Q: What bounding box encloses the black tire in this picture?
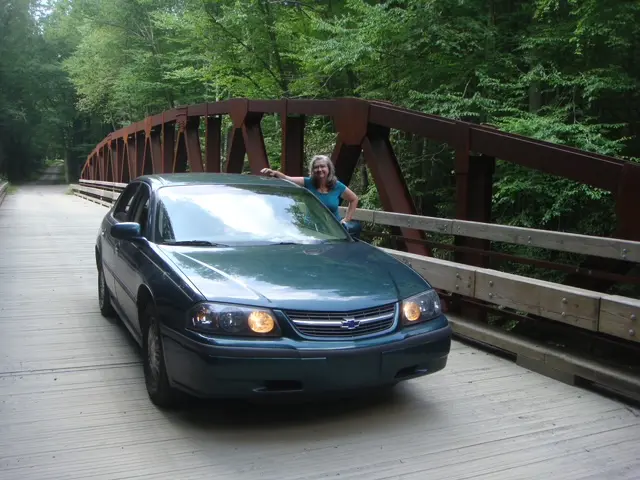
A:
[98,264,116,317]
[141,303,182,409]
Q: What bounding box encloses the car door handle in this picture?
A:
[115,242,120,253]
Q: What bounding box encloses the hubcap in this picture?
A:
[147,321,161,384]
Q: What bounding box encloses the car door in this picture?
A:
[101,182,141,296]
[113,183,151,337]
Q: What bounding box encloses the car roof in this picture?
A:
[134,172,301,191]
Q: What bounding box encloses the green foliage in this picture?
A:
[1,0,639,292]
[0,0,57,179]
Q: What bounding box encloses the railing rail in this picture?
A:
[338,207,640,264]
[79,179,127,189]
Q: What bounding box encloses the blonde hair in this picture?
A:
[308,155,337,189]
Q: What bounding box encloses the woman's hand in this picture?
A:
[259,169,306,187]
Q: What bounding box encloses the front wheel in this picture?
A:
[98,265,115,317]
[142,304,182,409]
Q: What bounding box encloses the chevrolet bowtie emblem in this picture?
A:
[341,318,360,330]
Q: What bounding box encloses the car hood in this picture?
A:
[159,241,429,311]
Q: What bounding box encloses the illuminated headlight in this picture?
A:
[187,303,280,337]
[401,290,442,326]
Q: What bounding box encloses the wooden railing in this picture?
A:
[339,207,640,264]
[70,179,640,402]
[70,180,125,206]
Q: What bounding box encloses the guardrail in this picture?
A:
[79,179,127,189]
[71,181,124,207]
[70,180,640,402]
[0,182,8,207]
[339,207,640,264]
[380,248,639,340]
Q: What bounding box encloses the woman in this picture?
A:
[260,155,358,224]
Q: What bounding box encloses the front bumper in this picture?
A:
[161,319,452,398]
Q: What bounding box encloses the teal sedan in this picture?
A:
[95,173,452,408]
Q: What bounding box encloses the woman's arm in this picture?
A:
[260,168,305,186]
[341,187,359,223]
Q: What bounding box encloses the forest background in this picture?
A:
[1,0,639,285]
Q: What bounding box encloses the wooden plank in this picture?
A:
[72,184,120,201]
[374,210,451,234]
[339,206,640,262]
[599,295,640,343]
[79,179,127,190]
[475,269,600,331]
[448,313,640,404]
[349,207,376,224]
[452,218,638,263]
[73,191,112,208]
[537,282,601,331]
[380,248,475,297]
[75,186,112,200]
[383,249,601,332]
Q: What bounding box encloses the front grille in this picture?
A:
[284,303,397,338]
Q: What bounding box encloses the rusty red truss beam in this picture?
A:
[205,116,222,173]
[278,99,335,117]
[82,96,632,195]
[369,102,459,145]
[469,127,624,192]
[84,99,337,163]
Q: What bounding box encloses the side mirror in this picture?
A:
[111,222,142,241]
[343,220,362,239]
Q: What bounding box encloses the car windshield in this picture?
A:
[154,183,350,246]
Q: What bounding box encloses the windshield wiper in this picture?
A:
[163,240,230,247]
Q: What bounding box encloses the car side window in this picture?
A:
[112,183,140,222]
[131,186,151,238]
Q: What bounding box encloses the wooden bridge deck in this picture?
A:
[1,185,639,480]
